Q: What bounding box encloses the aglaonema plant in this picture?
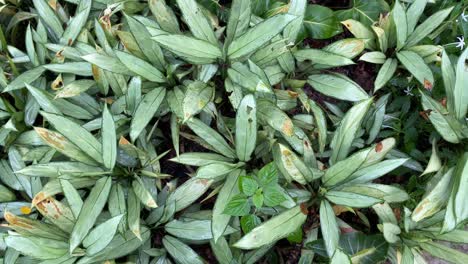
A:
[343,0,454,92]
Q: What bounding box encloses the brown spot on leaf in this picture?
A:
[281,120,294,136]
[119,136,131,145]
[375,142,383,152]
[419,110,432,120]
[32,192,46,206]
[34,127,66,150]
[300,203,309,215]
[440,97,447,108]
[423,79,433,90]
[20,206,31,215]
[287,90,299,98]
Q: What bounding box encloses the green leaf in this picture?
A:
[60,179,83,218]
[240,176,258,196]
[83,215,123,255]
[233,205,307,249]
[125,14,166,70]
[17,161,104,178]
[406,0,427,34]
[241,214,261,234]
[307,73,369,102]
[320,200,339,257]
[331,249,351,264]
[130,87,166,142]
[101,105,117,170]
[168,178,213,212]
[40,112,103,164]
[257,162,278,186]
[212,169,242,242]
[183,81,214,121]
[170,152,233,166]
[163,236,204,264]
[166,219,235,241]
[322,39,365,59]
[77,227,150,264]
[235,94,257,161]
[148,0,180,34]
[453,48,468,120]
[405,7,454,47]
[397,51,434,88]
[263,185,287,207]
[227,14,295,61]
[273,143,312,184]
[60,8,89,46]
[127,188,141,240]
[81,53,128,74]
[223,194,250,216]
[412,167,453,222]
[5,236,67,260]
[152,34,222,64]
[32,0,63,38]
[330,98,373,164]
[374,58,398,92]
[225,0,251,46]
[115,50,166,83]
[382,222,400,243]
[304,4,342,39]
[295,49,355,67]
[55,80,96,99]
[186,118,236,158]
[393,0,407,50]
[360,52,386,64]
[252,191,263,208]
[69,176,112,253]
[326,191,382,208]
[44,62,93,76]
[176,0,218,44]
[420,241,468,264]
[132,176,158,208]
[3,67,45,92]
[336,0,389,26]
[420,91,464,144]
[341,19,376,49]
[341,183,409,203]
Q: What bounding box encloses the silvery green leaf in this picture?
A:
[453,48,468,120]
[130,87,166,142]
[163,236,204,264]
[235,94,257,161]
[101,105,117,170]
[76,227,150,264]
[212,169,242,242]
[374,58,397,92]
[233,205,307,249]
[176,0,218,45]
[40,112,103,164]
[153,35,222,64]
[83,214,123,255]
[44,62,93,76]
[359,52,386,64]
[168,178,213,212]
[393,0,407,50]
[420,91,464,144]
[325,191,382,208]
[225,0,251,46]
[227,14,295,61]
[405,7,454,47]
[115,50,166,83]
[3,67,45,92]
[307,73,369,102]
[69,176,112,253]
[32,0,63,39]
[320,200,339,257]
[397,51,434,89]
[82,53,128,74]
[186,118,236,159]
[148,0,180,34]
[330,98,373,164]
[183,81,214,122]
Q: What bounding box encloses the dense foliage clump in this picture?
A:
[0,0,467,263]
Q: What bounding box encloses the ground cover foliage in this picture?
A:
[0,0,467,263]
